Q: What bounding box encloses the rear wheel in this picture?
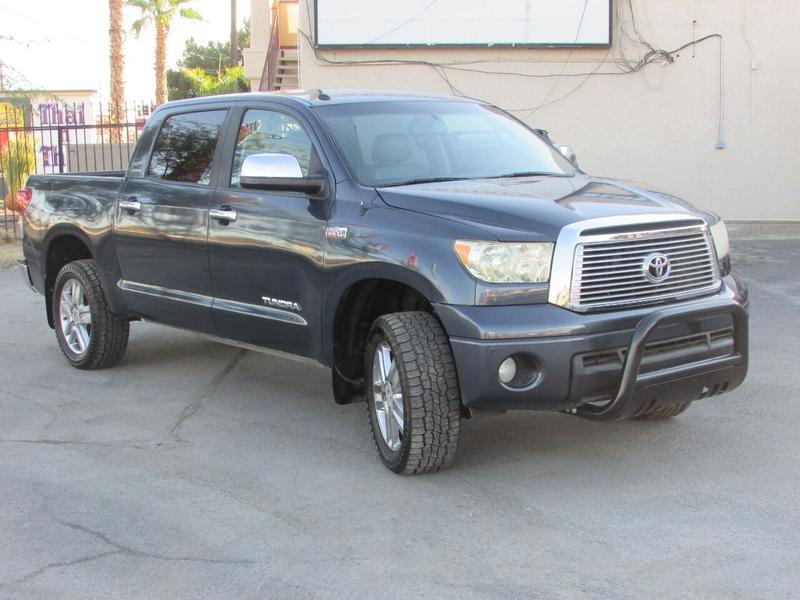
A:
[365,312,461,474]
[53,259,129,369]
[633,401,692,421]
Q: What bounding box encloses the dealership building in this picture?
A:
[244,0,799,221]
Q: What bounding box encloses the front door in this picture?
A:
[207,105,330,358]
[114,108,228,332]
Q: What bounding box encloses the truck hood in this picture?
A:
[376,174,702,241]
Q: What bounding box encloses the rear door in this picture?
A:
[207,103,332,358]
[114,108,229,332]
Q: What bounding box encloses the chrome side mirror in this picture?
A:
[555,144,577,165]
[240,153,326,196]
[242,153,304,178]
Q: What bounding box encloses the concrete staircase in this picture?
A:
[272,48,298,91]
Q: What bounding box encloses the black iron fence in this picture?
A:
[1,100,153,241]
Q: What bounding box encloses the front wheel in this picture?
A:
[53,259,129,369]
[365,312,461,474]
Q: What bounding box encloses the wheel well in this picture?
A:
[331,279,434,404]
[44,235,93,327]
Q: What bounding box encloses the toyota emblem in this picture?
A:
[643,252,671,283]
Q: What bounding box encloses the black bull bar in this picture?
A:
[575,298,749,421]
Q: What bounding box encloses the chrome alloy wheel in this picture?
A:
[59,279,92,355]
[372,341,404,451]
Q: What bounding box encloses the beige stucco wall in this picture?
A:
[243,0,270,90]
[284,0,798,221]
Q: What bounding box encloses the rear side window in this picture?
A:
[148,110,227,184]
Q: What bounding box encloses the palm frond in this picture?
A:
[130,16,151,36]
[126,0,152,11]
[179,7,203,21]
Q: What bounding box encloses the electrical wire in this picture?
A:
[297,1,723,113]
[510,47,612,117]
[364,0,443,45]
[525,0,590,116]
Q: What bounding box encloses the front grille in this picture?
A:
[571,225,720,310]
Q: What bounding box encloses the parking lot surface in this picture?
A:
[1,225,799,599]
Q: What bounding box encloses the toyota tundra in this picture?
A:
[17,91,748,474]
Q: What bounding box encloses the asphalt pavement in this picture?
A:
[0,225,798,599]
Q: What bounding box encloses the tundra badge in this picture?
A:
[262,296,303,312]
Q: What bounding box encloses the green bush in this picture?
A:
[168,66,250,101]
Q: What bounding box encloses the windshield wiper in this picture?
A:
[483,171,569,179]
[379,177,468,187]
[379,172,572,187]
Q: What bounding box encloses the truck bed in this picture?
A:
[27,171,126,190]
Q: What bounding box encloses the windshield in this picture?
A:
[313,100,577,187]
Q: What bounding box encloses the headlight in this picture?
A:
[454,241,553,283]
[709,218,729,259]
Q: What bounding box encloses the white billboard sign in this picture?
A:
[315,0,612,47]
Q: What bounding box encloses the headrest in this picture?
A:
[372,133,414,164]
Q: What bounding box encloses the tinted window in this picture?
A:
[314,101,576,187]
[148,110,226,184]
[230,109,317,187]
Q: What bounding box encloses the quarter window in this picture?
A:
[230,109,317,187]
[148,110,227,185]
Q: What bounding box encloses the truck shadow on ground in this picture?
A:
[115,324,711,476]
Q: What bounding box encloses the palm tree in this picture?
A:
[229,0,237,67]
[109,0,126,140]
[128,0,203,105]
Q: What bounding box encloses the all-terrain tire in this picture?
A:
[52,259,129,369]
[633,401,692,421]
[365,312,461,475]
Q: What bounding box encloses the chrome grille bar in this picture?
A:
[578,251,711,269]
[578,268,707,281]
[572,226,719,310]
[582,243,709,259]
[580,269,715,292]
[547,215,721,312]
[579,275,716,297]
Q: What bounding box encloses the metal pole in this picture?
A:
[715,36,726,150]
[230,0,238,66]
[57,126,65,174]
[99,102,107,170]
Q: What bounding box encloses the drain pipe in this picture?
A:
[715,35,726,150]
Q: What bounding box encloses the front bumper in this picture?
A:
[435,275,749,419]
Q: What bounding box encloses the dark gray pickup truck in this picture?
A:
[17,91,748,474]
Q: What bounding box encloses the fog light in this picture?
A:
[498,357,517,384]
[497,354,541,389]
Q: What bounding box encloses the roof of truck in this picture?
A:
[162,89,481,109]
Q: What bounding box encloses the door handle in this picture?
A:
[209,207,237,223]
[119,198,142,214]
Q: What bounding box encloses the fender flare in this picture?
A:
[41,225,128,326]
[321,261,446,364]
[42,225,96,263]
